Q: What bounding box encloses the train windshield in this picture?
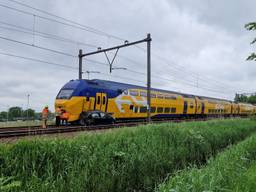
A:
[57,89,74,99]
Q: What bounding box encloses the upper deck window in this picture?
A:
[151,93,156,98]
[157,94,164,99]
[140,91,147,97]
[165,95,177,100]
[130,90,139,96]
[57,89,74,99]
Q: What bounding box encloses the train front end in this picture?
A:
[55,80,88,122]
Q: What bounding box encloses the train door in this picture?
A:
[101,93,107,112]
[183,101,188,114]
[202,102,205,114]
[95,93,108,112]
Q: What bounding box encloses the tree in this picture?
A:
[245,22,256,61]
[22,109,35,120]
[247,95,256,104]
[0,112,8,122]
[8,107,23,120]
[234,94,248,103]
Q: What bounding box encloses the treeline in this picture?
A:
[0,106,54,122]
[234,94,256,104]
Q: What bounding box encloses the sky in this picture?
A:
[0,0,256,112]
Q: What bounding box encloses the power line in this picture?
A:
[0,35,77,57]
[0,21,98,48]
[0,51,77,69]
[1,1,252,95]
[84,58,235,95]
[0,50,145,85]
[6,0,126,41]
[0,2,124,41]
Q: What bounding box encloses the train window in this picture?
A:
[157,94,164,99]
[102,96,106,105]
[157,107,163,113]
[140,91,147,97]
[164,108,170,113]
[171,108,176,113]
[151,93,156,98]
[97,96,101,105]
[190,103,194,109]
[151,107,156,113]
[57,89,74,99]
[140,106,147,113]
[134,106,138,113]
[130,105,134,110]
[130,90,139,96]
[165,95,177,100]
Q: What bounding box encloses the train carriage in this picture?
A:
[55,79,255,124]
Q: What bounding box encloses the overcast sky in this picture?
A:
[0,0,256,112]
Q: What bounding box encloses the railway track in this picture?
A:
[0,117,240,139]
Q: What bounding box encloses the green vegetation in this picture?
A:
[234,93,256,104]
[0,119,256,191]
[0,177,21,191]
[157,133,256,192]
[0,106,55,123]
[245,22,256,61]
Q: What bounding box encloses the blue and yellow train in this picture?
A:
[55,79,256,124]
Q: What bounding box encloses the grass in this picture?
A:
[0,118,256,191]
[157,133,256,192]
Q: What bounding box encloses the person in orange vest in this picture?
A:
[42,106,49,128]
[60,109,69,126]
[55,106,62,127]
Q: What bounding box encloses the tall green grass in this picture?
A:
[157,133,256,192]
[0,119,256,191]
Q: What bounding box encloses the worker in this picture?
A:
[55,106,62,127]
[42,106,49,128]
[61,110,69,125]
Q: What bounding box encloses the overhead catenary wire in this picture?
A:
[0,35,77,58]
[85,59,237,95]
[6,0,126,41]
[0,20,236,93]
[0,24,245,95]
[0,21,98,48]
[0,51,78,69]
[0,3,125,41]
[1,1,251,96]
[0,51,147,84]
[0,2,244,92]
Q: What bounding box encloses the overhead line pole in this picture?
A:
[78,34,152,122]
[147,34,151,123]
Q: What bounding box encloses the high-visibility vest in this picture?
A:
[42,108,49,119]
[62,112,69,119]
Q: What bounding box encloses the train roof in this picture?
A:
[83,79,233,103]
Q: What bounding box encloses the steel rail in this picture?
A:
[0,117,243,139]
